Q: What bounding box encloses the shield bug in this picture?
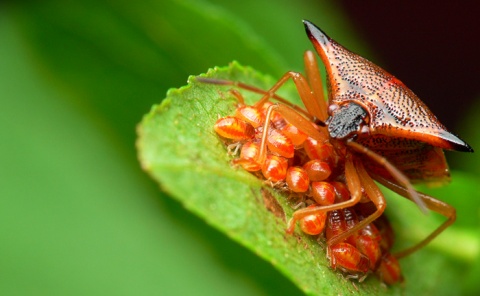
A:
[199,20,472,261]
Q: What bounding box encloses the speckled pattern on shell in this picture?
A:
[304,21,471,152]
[327,41,445,136]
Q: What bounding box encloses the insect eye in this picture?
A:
[328,104,339,116]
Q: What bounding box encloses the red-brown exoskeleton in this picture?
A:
[201,20,472,267]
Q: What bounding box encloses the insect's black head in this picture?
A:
[327,103,368,139]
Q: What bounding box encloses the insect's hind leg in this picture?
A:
[346,141,427,214]
[373,174,456,259]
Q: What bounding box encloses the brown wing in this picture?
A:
[303,20,472,153]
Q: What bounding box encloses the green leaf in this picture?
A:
[137,62,475,295]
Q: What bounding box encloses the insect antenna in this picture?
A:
[196,76,322,124]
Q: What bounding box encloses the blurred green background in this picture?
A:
[1,0,479,295]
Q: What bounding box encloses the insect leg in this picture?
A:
[286,154,362,233]
[247,70,326,123]
[327,158,386,246]
[195,77,313,119]
[199,51,328,122]
[256,103,326,167]
[372,174,456,259]
[229,89,245,105]
[346,141,427,214]
[303,50,328,121]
